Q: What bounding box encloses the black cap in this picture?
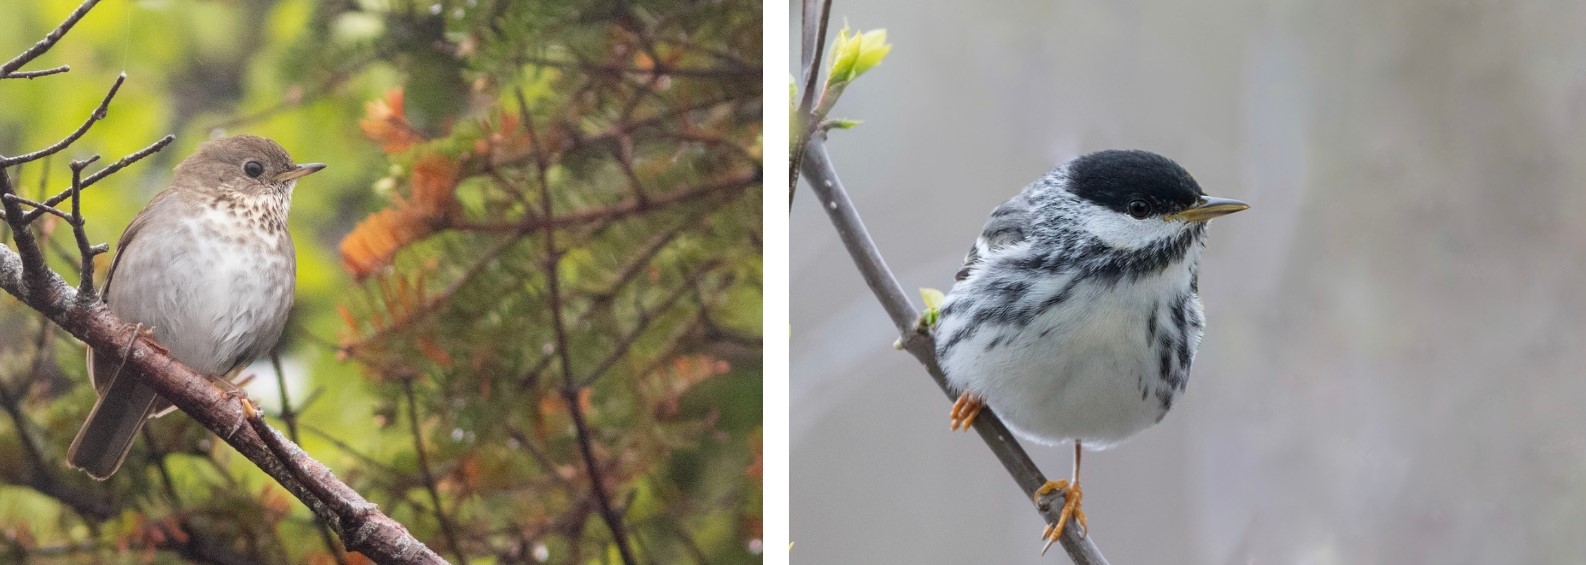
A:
[1065,150,1202,215]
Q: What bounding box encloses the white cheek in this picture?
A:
[1080,206,1183,250]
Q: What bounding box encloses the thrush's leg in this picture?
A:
[1038,442,1089,554]
[949,391,984,431]
[213,367,256,417]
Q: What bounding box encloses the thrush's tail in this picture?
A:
[67,347,157,480]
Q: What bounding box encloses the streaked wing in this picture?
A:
[955,188,1035,281]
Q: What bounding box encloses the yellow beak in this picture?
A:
[1164,196,1249,222]
[273,162,326,182]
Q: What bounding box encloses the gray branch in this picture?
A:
[800,135,1109,565]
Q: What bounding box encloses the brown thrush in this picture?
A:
[66,135,323,479]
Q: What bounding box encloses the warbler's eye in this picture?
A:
[1127,200,1151,219]
[244,161,265,178]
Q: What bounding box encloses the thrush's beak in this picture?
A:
[273,162,326,182]
[1165,196,1249,223]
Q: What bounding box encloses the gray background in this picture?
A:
[790,0,1586,563]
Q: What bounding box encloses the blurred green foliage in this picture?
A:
[0,1,761,563]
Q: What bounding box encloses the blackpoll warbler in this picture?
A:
[934,149,1247,550]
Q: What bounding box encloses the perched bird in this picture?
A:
[934,149,1246,549]
[67,135,323,479]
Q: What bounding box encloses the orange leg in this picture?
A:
[1037,442,1089,554]
[948,392,984,431]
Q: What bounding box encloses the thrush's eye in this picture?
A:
[1127,200,1151,219]
[244,161,265,178]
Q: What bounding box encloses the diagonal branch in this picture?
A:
[799,136,1110,565]
[0,72,124,167]
[0,0,98,78]
[19,134,175,225]
[577,262,723,389]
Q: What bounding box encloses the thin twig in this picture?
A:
[68,157,105,298]
[141,426,185,507]
[800,136,1110,565]
[577,263,722,389]
[20,134,175,224]
[518,87,639,565]
[510,205,721,391]
[1,193,71,222]
[404,378,470,565]
[0,72,124,167]
[1,65,70,79]
[273,353,350,565]
[338,233,528,357]
[0,0,98,77]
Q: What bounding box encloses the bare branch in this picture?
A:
[0,0,98,78]
[1,65,70,80]
[800,136,1111,565]
[242,401,447,563]
[68,157,105,298]
[0,72,124,167]
[20,134,175,225]
[1,193,72,222]
[404,378,471,565]
[0,167,55,298]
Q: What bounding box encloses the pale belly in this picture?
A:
[107,216,294,377]
[939,281,1196,449]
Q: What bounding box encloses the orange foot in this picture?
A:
[948,392,984,431]
[1035,479,1088,554]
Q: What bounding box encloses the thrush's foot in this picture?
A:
[214,376,252,410]
[1035,479,1087,554]
[948,392,984,431]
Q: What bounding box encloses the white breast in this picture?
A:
[938,254,1201,449]
[107,197,294,376]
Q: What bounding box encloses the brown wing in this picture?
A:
[101,188,181,302]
